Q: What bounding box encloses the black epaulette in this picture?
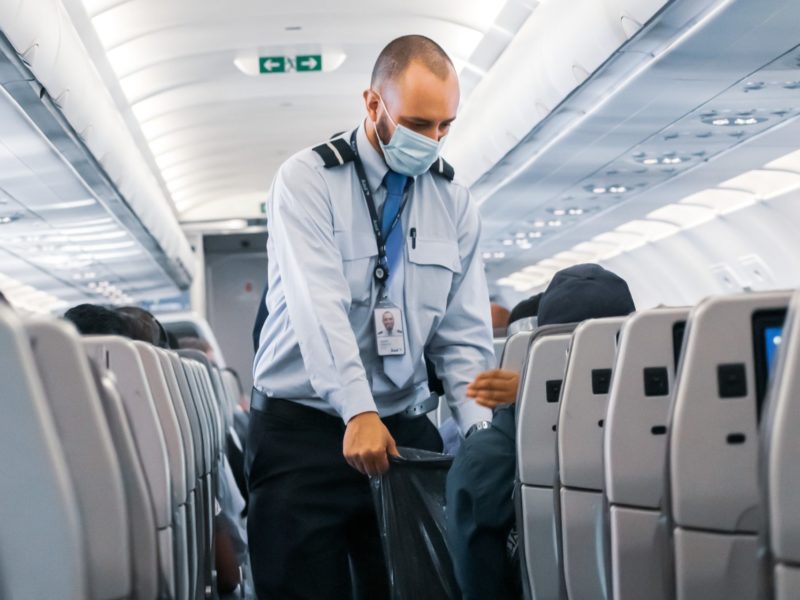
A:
[429,156,455,182]
[312,136,355,167]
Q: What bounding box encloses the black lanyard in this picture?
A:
[349,129,409,286]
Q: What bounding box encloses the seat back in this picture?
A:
[92,369,159,600]
[557,316,627,600]
[136,342,187,509]
[26,318,131,600]
[82,336,175,599]
[668,291,790,600]
[762,290,800,600]
[500,330,534,371]
[180,349,225,458]
[603,308,689,600]
[515,324,575,600]
[0,306,86,600]
[135,342,190,600]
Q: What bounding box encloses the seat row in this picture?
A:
[503,289,800,600]
[0,305,244,600]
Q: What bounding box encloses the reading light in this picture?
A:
[528,231,542,239]
[608,185,627,194]
[592,186,607,194]
[502,239,514,246]
[547,219,562,228]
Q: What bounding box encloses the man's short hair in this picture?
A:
[371,35,454,87]
[64,304,133,337]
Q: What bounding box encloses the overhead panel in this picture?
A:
[469,0,800,292]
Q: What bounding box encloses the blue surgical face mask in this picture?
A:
[374,94,445,177]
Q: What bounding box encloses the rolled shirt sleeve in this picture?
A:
[427,186,495,434]
[267,156,377,423]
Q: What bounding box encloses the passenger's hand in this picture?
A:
[343,411,399,476]
[466,369,520,408]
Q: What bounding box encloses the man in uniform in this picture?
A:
[247,35,494,599]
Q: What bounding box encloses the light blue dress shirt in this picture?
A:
[253,122,494,433]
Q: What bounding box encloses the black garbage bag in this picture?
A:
[371,447,460,600]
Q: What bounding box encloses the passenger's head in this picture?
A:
[491,303,511,333]
[507,293,543,335]
[64,304,133,336]
[178,335,215,362]
[537,264,635,326]
[365,35,459,167]
[116,306,168,347]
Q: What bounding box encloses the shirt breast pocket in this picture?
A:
[407,237,462,317]
[335,231,377,305]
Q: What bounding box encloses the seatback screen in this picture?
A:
[752,309,787,419]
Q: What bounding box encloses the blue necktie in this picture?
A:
[381,170,408,282]
[380,170,414,387]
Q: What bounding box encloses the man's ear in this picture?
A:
[363,88,380,122]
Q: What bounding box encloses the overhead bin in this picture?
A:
[446,0,669,187]
[0,0,194,302]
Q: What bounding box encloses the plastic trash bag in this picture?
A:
[371,447,460,600]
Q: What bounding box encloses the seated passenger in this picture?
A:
[63,303,134,336]
[446,264,635,600]
[177,335,217,363]
[116,306,169,348]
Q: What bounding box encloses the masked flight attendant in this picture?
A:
[247,35,494,599]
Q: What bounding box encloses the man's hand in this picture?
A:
[343,412,400,476]
[466,369,520,409]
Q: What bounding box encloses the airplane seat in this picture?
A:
[602,307,689,600]
[159,349,202,600]
[82,336,176,600]
[760,291,800,600]
[515,324,576,600]
[25,318,132,600]
[0,306,87,600]
[136,342,191,600]
[667,291,790,600]
[499,330,535,372]
[92,366,160,599]
[556,316,628,600]
[169,353,212,600]
[179,357,218,598]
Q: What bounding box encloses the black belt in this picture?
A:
[250,388,438,422]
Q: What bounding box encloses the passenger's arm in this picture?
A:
[427,188,495,435]
[269,157,396,474]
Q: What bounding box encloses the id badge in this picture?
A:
[374,300,406,356]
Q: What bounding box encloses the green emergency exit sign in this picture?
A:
[258,54,322,73]
[259,56,286,73]
[296,54,322,72]
[260,202,267,214]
